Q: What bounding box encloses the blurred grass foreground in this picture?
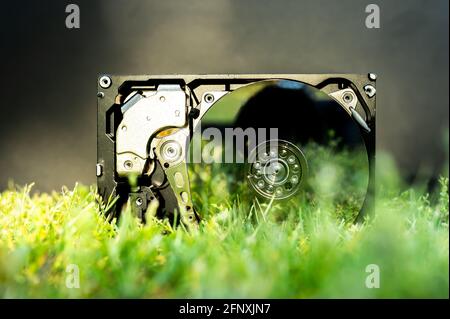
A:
[0,153,448,298]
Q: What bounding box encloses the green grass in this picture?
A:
[0,152,448,298]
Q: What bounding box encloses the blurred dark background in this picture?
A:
[0,0,448,191]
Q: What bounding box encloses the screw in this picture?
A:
[364,85,376,98]
[99,75,112,89]
[162,141,181,161]
[343,92,354,104]
[97,92,104,98]
[204,93,215,103]
[368,73,377,81]
[288,155,296,164]
[124,160,133,169]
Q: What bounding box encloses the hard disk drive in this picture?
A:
[97,74,376,229]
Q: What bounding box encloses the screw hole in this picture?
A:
[204,94,215,103]
[163,162,169,168]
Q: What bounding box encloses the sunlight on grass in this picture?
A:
[0,153,448,298]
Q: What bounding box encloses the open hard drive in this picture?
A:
[97,75,376,229]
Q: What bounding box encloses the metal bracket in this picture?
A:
[192,91,229,129]
[115,85,187,176]
[151,128,198,228]
[329,88,371,133]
